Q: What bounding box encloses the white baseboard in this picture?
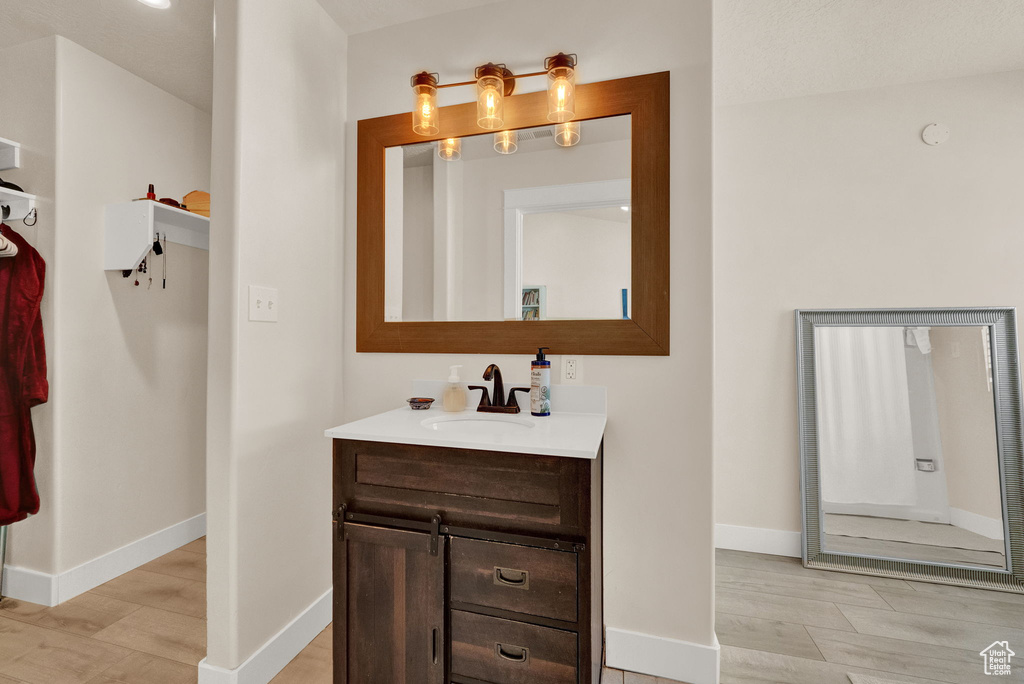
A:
[950,507,1005,541]
[198,588,332,684]
[715,523,801,558]
[1,564,57,606]
[606,627,720,684]
[2,513,206,607]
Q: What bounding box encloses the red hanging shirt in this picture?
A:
[0,224,47,526]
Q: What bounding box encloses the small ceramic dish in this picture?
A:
[407,397,435,410]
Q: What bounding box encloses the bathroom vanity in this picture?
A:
[325,385,606,684]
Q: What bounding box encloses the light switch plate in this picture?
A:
[249,285,278,322]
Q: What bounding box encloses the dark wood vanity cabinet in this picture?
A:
[332,438,603,684]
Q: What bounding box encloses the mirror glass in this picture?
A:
[383,115,631,322]
[814,325,1006,569]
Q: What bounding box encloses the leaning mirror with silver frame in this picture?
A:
[796,308,1024,592]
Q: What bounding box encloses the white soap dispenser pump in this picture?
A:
[442,364,467,412]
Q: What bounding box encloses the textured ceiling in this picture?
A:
[0,0,213,112]
[315,0,501,35]
[715,0,1024,106]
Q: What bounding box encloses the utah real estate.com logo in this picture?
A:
[981,641,1014,676]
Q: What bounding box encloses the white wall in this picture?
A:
[460,138,630,320]
[522,212,630,320]
[715,70,1024,539]
[344,0,715,680]
[402,165,434,320]
[930,327,1002,523]
[206,0,345,672]
[53,37,209,572]
[2,37,209,583]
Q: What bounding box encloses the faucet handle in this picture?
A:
[507,387,531,411]
[467,385,491,407]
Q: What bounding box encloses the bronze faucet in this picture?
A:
[468,364,530,414]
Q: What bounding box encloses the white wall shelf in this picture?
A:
[0,186,37,221]
[105,200,209,271]
[0,137,21,171]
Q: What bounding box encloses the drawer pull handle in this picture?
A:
[494,566,530,590]
[495,642,530,664]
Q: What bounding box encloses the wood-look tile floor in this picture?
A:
[5,543,1014,683]
[715,548,1024,684]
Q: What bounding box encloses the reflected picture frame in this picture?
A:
[795,307,1024,593]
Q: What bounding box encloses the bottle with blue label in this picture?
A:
[531,347,551,416]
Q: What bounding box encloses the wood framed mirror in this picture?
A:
[357,71,669,354]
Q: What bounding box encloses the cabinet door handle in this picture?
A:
[430,627,439,665]
[495,642,530,664]
[494,566,530,590]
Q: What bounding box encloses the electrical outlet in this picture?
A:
[249,285,279,322]
[564,357,578,382]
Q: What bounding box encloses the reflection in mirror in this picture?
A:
[814,325,1005,569]
[384,115,631,322]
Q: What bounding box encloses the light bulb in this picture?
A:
[477,79,503,129]
[554,121,580,147]
[545,54,577,123]
[438,138,461,161]
[476,64,505,130]
[411,73,439,136]
[494,130,518,155]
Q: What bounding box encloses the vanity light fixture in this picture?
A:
[437,137,462,161]
[137,0,171,7]
[545,53,577,122]
[494,130,518,155]
[554,121,580,147]
[476,63,512,130]
[411,72,439,136]
[410,53,577,136]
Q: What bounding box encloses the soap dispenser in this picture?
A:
[443,365,467,412]
[531,348,551,416]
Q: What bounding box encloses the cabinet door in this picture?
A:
[335,523,445,683]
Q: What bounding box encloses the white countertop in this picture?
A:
[324,383,606,460]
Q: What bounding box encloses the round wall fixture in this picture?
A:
[922,123,950,146]
[137,0,171,8]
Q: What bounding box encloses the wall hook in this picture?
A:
[23,208,37,227]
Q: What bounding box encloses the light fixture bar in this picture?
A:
[433,71,547,89]
[409,53,578,136]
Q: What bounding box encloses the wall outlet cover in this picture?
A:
[563,357,579,383]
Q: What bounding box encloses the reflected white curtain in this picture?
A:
[817,327,917,505]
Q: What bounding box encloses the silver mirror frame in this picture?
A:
[796,307,1024,592]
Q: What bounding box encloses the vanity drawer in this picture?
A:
[451,610,578,684]
[451,537,578,622]
[336,439,589,536]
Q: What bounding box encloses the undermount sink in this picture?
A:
[421,413,536,435]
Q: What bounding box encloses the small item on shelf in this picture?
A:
[158,198,181,208]
[183,190,210,217]
[134,183,157,202]
[406,397,435,410]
